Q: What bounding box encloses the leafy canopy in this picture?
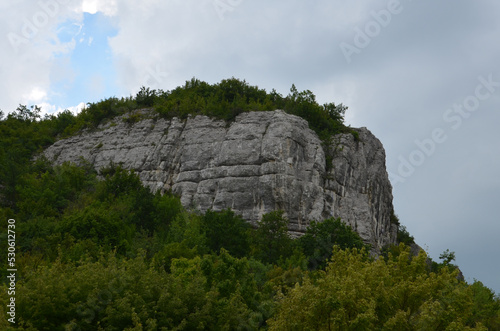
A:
[269,244,495,331]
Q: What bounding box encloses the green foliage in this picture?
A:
[9,104,41,122]
[166,212,207,250]
[152,77,274,121]
[152,191,183,232]
[390,210,400,226]
[269,244,492,330]
[252,210,294,265]
[0,249,274,330]
[0,107,80,207]
[76,77,354,148]
[283,84,349,142]
[135,86,157,107]
[469,280,500,329]
[78,97,137,129]
[17,160,96,220]
[58,202,135,254]
[6,163,185,265]
[397,224,415,245]
[299,217,368,269]
[200,209,251,258]
[122,111,144,125]
[439,248,456,266]
[96,164,175,235]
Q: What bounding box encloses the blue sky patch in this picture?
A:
[51,12,119,110]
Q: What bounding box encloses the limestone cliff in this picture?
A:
[44,110,397,250]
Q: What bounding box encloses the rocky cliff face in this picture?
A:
[44,110,397,250]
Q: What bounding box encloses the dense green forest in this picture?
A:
[1,79,499,330]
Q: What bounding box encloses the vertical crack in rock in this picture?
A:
[43,110,397,251]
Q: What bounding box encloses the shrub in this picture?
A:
[299,217,367,269]
[200,209,251,258]
[252,211,293,265]
[397,225,415,245]
[269,244,492,330]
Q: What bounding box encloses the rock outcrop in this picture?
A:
[44,110,397,250]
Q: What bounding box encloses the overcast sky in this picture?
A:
[2,0,499,293]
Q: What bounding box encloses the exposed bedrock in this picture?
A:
[44,110,397,251]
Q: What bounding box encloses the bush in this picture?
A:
[269,244,492,330]
[397,225,415,245]
[252,211,293,265]
[200,209,251,258]
[135,86,157,107]
[299,217,367,269]
[97,164,157,233]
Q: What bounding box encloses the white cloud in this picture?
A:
[36,101,86,117]
[38,102,57,115]
[82,0,117,16]
[65,101,86,115]
[22,87,48,105]
[0,0,85,112]
[81,0,98,14]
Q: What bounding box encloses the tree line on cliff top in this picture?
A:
[1,77,353,139]
[0,79,499,329]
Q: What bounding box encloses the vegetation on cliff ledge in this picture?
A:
[79,77,354,142]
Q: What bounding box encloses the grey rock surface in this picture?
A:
[44,110,397,250]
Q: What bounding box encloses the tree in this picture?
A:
[136,86,157,107]
[200,209,251,258]
[252,211,293,264]
[323,102,347,123]
[298,217,367,269]
[439,249,456,266]
[269,244,491,330]
[397,224,415,245]
[469,280,500,329]
[97,164,157,233]
[10,104,41,122]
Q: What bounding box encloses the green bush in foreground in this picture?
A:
[269,244,496,331]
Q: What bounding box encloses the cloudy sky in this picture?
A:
[2,0,499,293]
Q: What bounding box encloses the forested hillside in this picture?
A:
[1,79,499,330]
